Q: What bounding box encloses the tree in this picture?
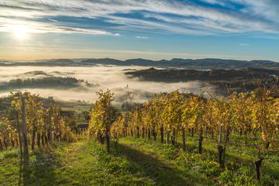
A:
[88,90,117,152]
[252,89,278,181]
[11,92,29,165]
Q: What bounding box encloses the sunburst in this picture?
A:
[11,24,30,40]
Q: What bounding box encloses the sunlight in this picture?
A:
[11,24,30,40]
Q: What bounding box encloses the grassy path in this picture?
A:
[0,137,278,185]
[0,139,206,186]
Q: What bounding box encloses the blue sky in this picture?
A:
[0,0,278,61]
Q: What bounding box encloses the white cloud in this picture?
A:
[0,17,117,36]
[0,0,278,36]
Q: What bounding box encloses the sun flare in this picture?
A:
[11,25,30,40]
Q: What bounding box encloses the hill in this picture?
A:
[1,58,279,69]
[0,77,94,91]
[126,68,279,94]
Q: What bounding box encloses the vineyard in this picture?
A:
[0,89,279,185]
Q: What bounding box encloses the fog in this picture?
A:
[0,66,217,104]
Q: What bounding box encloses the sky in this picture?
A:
[0,0,279,61]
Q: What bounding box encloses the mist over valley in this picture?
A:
[0,64,217,104]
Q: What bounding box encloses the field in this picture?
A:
[1,135,278,186]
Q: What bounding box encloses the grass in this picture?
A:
[57,100,91,112]
[0,137,278,186]
[0,140,154,186]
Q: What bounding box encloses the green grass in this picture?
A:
[0,137,278,186]
[0,140,155,186]
[57,100,91,112]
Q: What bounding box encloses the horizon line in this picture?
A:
[1,57,278,63]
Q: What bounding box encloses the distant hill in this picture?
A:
[0,58,278,69]
[82,58,279,69]
[126,67,279,95]
[0,76,95,91]
[126,67,279,82]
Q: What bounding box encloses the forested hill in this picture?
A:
[126,68,279,94]
[126,68,279,82]
[0,77,95,91]
[1,58,279,69]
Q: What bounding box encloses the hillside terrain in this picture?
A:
[1,137,278,186]
[0,67,278,186]
[0,77,94,91]
[1,58,279,69]
[126,68,279,94]
[0,89,278,186]
[1,0,279,185]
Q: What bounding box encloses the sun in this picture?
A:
[11,25,30,40]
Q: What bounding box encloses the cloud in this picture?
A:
[0,17,117,36]
[0,65,217,103]
[136,36,149,39]
[0,0,279,36]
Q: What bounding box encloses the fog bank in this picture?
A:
[0,66,217,103]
